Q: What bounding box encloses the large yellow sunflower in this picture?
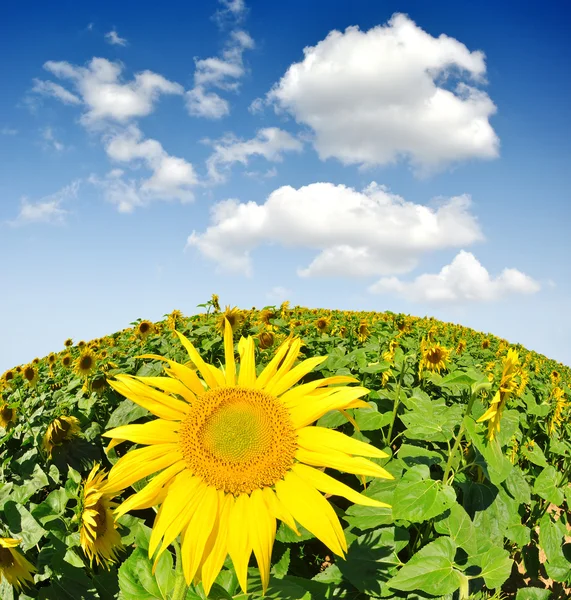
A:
[80,465,124,567]
[0,537,36,591]
[102,320,392,595]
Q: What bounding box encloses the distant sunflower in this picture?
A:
[64,338,74,348]
[91,376,108,394]
[44,415,81,457]
[419,342,450,375]
[217,306,243,335]
[80,465,124,567]
[477,349,520,441]
[357,321,370,342]
[23,364,39,387]
[78,341,86,348]
[102,320,392,596]
[260,309,276,326]
[211,294,221,312]
[47,352,57,365]
[258,331,275,350]
[455,339,467,354]
[32,357,40,365]
[137,320,155,340]
[0,404,16,429]
[61,354,72,368]
[315,316,330,334]
[2,370,14,384]
[482,339,491,350]
[548,387,567,435]
[0,537,36,591]
[75,349,97,378]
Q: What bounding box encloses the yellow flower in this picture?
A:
[64,338,74,347]
[257,331,275,350]
[137,320,155,340]
[75,349,97,378]
[0,538,36,591]
[477,349,520,441]
[22,364,39,388]
[44,416,81,457]
[211,294,221,312]
[217,306,243,335]
[0,404,16,429]
[61,354,72,368]
[419,341,450,375]
[357,321,370,342]
[102,320,392,596]
[80,465,124,567]
[315,316,331,334]
[548,387,567,435]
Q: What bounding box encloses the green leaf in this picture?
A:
[352,406,392,431]
[504,466,531,505]
[496,410,520,447]
[533,466,564,506]
[479,546,513,590]
[118,547,174,600]
[271,548,290,579]
[12,464,49,504]
[464,417,512,484]
[522,443,549,468]
[106,398,150,429]
[398,444,443,468]
[434,502,477,555]
[276,521,314,543]
[400,398,463,443]
[392,465,456,523]
[388,536,463,595]
[539,513,565,564]
[544,555,571,583]
[4,500,46,551]
[515,588,552,600]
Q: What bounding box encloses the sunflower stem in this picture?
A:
[171,540,188,600]
[442,390,477,485]
[385,359,406,446]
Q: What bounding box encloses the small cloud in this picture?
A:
[87,23,94,31]
[8,180,80,226]
[213,0,247,28]
[32,79,82,105]
[248,97,264,114]
[0,127,18,135]
[105,29,128,46]
[368,250,540,302]
[266,286,292,303]
[185,87,229,119]
[42,126,65,152]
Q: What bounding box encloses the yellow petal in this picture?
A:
[289,387,370,429]
[201,492,233,596]
[174,330,224,389]
[293,463,391,508]
[254,337,293,389]
[181,485,219,583]
[297,426,389,459]
[223,319,236,386]
[114,462,185,519]
[265,356,328,397]
[104,444,183,494]
[227,493,252,593]
[103,420,180,446]
[275,470,346,556]
[238,336,257,387]
[261,487,299,536]
[247,489,276,594]
[296,447,393,480]
[163,362,207,396]
[279,376,359,407]
[134,376,196,403]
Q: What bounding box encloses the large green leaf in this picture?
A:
[464,417,512,485]
[515,588,552,600]
[479,546,513,589]
[388,536,463,595]
[4,500,46,551]
[504,466,531,505]
[400,398,463,443]
[106,398,150,429]
[392,465,456,523]
[434,502,477,555]
[118,547,175,600]
[533,466,564,506]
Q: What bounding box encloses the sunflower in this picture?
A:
[357,321,370,342]
[0,538,36,591]
[260,309,276,326]
[137,320,155,340]
[211,294,221,312]
[22,364,39,387]
[482,338,491,350]
[91,376,108,394]
[419,342,450,375]
[0,404,16,429]
[75,349,97,378]
[61,354,72,368]
[47,352,57,365]
[257,331,274,350]
[455,339,467,354]
[102,320,392,595]
[44,415,81,457]
[315,316,330,334]
[477,349,520,441]
[217,306,243,335]
[78,340,86,348]
[548,387,567,435]
[64,338,74,348]
[80,465,124,567]
[2,370,15,386]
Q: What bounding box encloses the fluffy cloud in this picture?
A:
[369,250,540,302]
[264,13,499,174]
[35,58,183,125]
[9,180,80,226]
[213,0,247,28]
[186,29,254,119]
[88,170,145,213]
[205,127,302,183]
[186,182,483,276]
[103,125,197,203]
[105,30,128,46]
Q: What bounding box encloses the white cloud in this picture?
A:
[265,13,499,174]
[369,250,540,302]
[205,127,302,183]
[244,166,278,180]
[186,29,254,119]
[88,170,144,213]
[1,127,18,135]
[266,286,292,303]
[42,126,64,151]
[185,86,229,119]
[9,180,80,226]
[186,181,483,277]
[105,30,128,46]
[37,58,183,125]
[213,0,247,27]
[32,79,82,105]
[101,125,197,205]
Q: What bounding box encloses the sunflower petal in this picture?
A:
[223,319,236,386]
[238,336,257,387]
[293,463,391,508]
[227,493,252,593]
[247,489,276,594]
[296,447,393,479]
[275,470,346,556]
[163,363,207,396]
[261,487,299,535]
[174,330,224,389]
[264,356,328,397]
[102,420,180,446]
[297,426,389,459]
[278,376,359,407]
[134,376,196,404]
[254,337,293,389]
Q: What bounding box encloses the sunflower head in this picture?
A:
[23,364,39,387]
[2,370,14,384]
[0,404,16,429]
[0,537,36,591]
[78,340,86,348]
[75,349,97,378]
[258,331,275,350]
[419,342,450,375]
[61,354,72,368]
[102,318,393,596]
[136,320,155,340]
[80,465,124,567]
[260,309,276,326]
[315,316,331,333]
[211,294,221,312]
[217,306,243,335]
[64,338,74,348]
[357,321,370,342]
[482,338,491,350]
[43,415,81,457]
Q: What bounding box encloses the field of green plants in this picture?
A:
[1,298,570,600]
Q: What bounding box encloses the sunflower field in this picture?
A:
[1,297,570,600]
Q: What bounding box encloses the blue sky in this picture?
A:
[1,0,570,372]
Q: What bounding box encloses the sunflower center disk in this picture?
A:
[180,386,297,495]
[0,547,15,568]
